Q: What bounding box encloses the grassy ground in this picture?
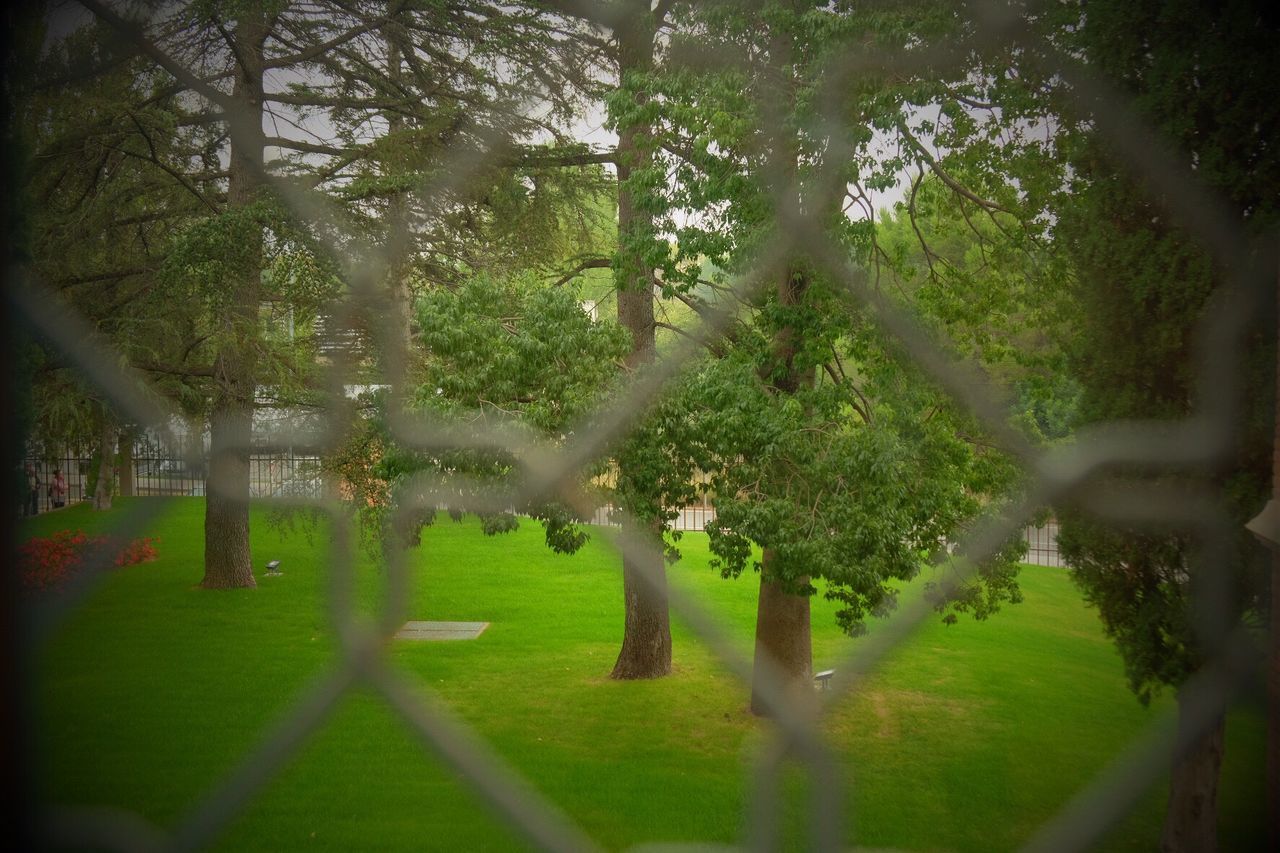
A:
[23,498,1266,851]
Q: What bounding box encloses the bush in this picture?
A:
[112,536,158,567]
[19,530,159,590]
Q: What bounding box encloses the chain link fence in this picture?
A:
[6,1,1272,851]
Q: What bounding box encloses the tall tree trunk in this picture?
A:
[750,559,813,715]
[610,1,671,680]
[204,405,255,588]
[746,10,819,713]
[1159,692,1225,852]
[92,412,116,511]
[201,11,265,589]
[748,262,816,715]
[382,15,415,384]
[116,428,133,497]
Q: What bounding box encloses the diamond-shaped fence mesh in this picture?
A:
[5,1,1273,851]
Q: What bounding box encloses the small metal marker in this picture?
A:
[265,560,282,576]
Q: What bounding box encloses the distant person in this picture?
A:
[50,469,67,509]
[24,464,39,516]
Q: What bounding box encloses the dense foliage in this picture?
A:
[339,274,629,553]
[1050,0,1278,703]
[620,1,1045,642]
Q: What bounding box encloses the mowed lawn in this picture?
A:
[24,498,1266,851]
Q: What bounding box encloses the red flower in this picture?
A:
[18,531,160,590]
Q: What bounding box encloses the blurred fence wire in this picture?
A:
[6,0,1272,851]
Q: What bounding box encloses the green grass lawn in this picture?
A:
[23,499,1266,851]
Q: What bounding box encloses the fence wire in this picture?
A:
[6,1,1272,851]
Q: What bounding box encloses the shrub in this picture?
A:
[112,536,158,567]
[19,530,160,590]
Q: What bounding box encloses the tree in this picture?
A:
[300,0,604,367]
[18,20,209,511]
[604,0,680,679]
[25,2,355,584]
[415,0,693,680]
[39,0,600,587]
[372,272,630,552]
[1044,2,1279,849]
[873,176,1079,445]
[644,0,1034,713]
[35,1,691,671]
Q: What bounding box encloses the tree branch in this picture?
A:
[77,0,233,111]
[264,13,391,70]
[537,1,624,30]
[209,10,253,83]
[896,118,1014,214]
[106,141,222,214]
[55,267,154,289]
[669,288,714,321]
[264,136,351,156]
[133,360,216,378]
[906,169,945,284]
[514,147,618,168]
[655,320,721,356]
[551,257,612,287]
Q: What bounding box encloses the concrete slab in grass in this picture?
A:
[395,620,489,641]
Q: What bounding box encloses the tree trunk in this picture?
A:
[92,414,116,511]
[748,261,816,713]
[609,2,671,679]
[203,403,256,588]
[750,557,813,716]
[200,12,265,590]
[116,428,133,497]
[611,518,672,679]
[744,12,819,713]
[382,15,415,385]
[1159,692,1225,853]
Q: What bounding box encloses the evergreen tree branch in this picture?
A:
[77,0,234,112]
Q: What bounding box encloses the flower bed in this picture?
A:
[19,530,159,591]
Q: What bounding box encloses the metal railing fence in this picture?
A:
[593,502,1063,566]
[1024,520,1062,568]
[19,446,324,510]
[20,473,1060,564]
